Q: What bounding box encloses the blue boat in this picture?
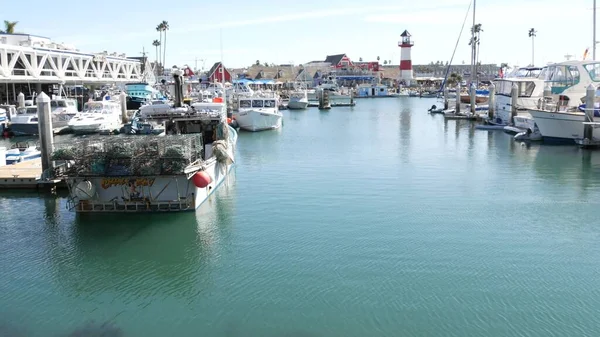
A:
[125,83,165,110]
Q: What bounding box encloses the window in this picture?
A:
[264,100,276,107]
[252,100,264,108]
[239,100,251,108]
[583,63,600,81]
[517,81,536,97]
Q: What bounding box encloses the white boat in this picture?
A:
[5,142,41,165]
[308,77,354,106]
[288,89,309,109]
[55,68,237,213]
[68,99,122,134]
[9,106,39,136]
[234,95,282,131]
[8,97,78,136]
[526,61,600,143]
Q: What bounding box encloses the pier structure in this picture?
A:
[398,30,414,86]
[0,33,155,93]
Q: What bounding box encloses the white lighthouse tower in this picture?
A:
[398,30,414,85]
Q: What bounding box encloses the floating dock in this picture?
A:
[0,158,64,189]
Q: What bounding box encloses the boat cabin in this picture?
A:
[239,98,277,109]
[357,84,389,97]
[494,79,542,98]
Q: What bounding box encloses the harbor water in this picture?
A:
[1,97,600,336]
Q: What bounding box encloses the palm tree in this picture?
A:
[528,28,537,66]
[255,60,260,66]
[377,56,380,61]
[359,57,363,62]
[156,23,163,72]
[160,21,169,68]
[383,60,388,65]
[0,20,18,34]
[152,40,161,75]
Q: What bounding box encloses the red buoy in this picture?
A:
[192,171,212,188]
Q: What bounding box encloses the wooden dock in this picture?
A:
[0,158,64,190]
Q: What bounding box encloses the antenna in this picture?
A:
[564,54,574,61]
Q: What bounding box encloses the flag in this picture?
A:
[583,48,589,60]
[498,67,504,78]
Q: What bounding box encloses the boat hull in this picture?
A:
[461,95,488,104]
[9,123,39,136]
[234,109,282,131]
[67,159,233,213]
[527,109,593,144]
[287,99,309,110]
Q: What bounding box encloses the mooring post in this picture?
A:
[511,83,519,124]
[542,84,551,110]
[470,83,477,114]
[36,92,54,175]
[17,92,25,108]
[488,82,496,120]
[119,91,128,124]
[443,86,449,110]
[584,84,596,142]
[455,83,461,113]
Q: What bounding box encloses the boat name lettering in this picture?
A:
[101,178,156,189]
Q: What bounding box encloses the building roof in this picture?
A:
[400,30,411,37]
[208,62,227,76]
[324,54,347,65]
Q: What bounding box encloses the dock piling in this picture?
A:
[470,83,476,114]
[584,84,596,141]
[36,92,54,175]
[510,83,518,124]
[488,82,496,120]
[443,87,449,110]
[17,92,24,108]
[119,91,128,123]
[455,83,461,113]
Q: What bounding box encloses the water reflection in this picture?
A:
[398,107,411,164]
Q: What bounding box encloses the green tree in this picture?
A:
[0,20,18,34]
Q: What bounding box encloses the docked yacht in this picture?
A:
[525,61,599,143]
[9,97,78,136]
[288,89,309,109]
[491,76,546,136]
[125,82,164,110]
[68,99,122,134]
[308,77,354,106]
[5,142,41,165]
[234,94,282,131]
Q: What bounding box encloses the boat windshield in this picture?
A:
[251,100,264,108]
[240,100,251,108]
[583,62,600,81]
[544,64,581,94]
[84,102,105,112]
[495,80,537,97]
[51,100,67,108]
[17,107,37,114]
[264,100,276,108]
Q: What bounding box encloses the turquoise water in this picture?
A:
[1,97,600,336]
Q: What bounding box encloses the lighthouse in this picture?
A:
[398,30,414,85]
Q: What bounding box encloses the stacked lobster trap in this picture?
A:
[51,135,204,177]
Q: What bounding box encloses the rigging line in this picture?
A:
[440,0,473,92]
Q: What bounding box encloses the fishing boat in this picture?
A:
[67,99,122,134]
[288,89,309,109]
[52,68,238,213]
[234,94,282,131]
[9,97,79,136]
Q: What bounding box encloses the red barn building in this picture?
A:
[324,54,353,68]
[207,62,232,83]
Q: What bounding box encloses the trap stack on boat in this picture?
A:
[52,68,238,212]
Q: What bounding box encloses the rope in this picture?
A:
[440,0,473,92]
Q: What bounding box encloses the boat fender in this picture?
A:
[192,171,212,188]
[74,180,96,200]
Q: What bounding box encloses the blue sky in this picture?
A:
[3,0,596,70]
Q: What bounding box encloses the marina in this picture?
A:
[2,1,600,336]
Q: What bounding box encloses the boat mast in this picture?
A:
[594,0,597,60]
[470,0,477,86]
[220,29,226,102]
